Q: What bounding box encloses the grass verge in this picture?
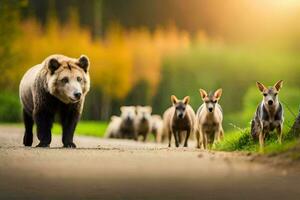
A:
[52,121,108,137]
[213,128,298,154]
[1,121,108,138]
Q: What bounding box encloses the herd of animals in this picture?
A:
[19,54,284,151]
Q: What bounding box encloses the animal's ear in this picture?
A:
[256,82,266,92]
[120,106,125,112]
[146,106,152,113]
[77,55,90,73]
[214,88,222,100]
[274,80,283,91]
[111,116,118,120]
[199,89,207,99]
[48,58,61,74]
[183,96,190,105]
[171,95,178,105]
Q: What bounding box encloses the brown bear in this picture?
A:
[119,106,137,140]
[104,116,122,138]
[19,54,90,148]
[134,106,152,142]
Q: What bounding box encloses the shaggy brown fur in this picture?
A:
[19,54,90,148]
[135,106,152,142]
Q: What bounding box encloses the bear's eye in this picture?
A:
[77,77,82,82]
[61,77,69,84]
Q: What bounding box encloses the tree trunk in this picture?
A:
[289,108,300,137]
[92,0,103,38]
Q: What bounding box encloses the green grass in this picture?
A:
[52,121,108,137]
[213,128,298,154]
[1,121,108,138]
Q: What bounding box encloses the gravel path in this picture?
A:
[0,125,299,200]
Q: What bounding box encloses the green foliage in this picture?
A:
[154,45,300,128]
[0,92,21,122]
[0,1,21,89]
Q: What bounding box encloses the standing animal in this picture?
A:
[163,95,195,147]
[251,80,284,151]
[19,54,90,148]
[151,115,164,143]
[135,106,152,142]
[105,116,122,138]
[119,106,137,140]
[195,88,224,149]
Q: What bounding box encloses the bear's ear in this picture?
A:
[146,106,152,113]
[48,58,61,74]
[77,55,90,73]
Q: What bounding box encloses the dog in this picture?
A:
[195,88,224,149]
[251,80,284,151]
[163,95,195,147]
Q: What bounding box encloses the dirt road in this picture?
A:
[0,125,299,200]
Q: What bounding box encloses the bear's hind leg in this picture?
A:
[60,106,80,148]
[35,111,54,147]
[23,109,34,146]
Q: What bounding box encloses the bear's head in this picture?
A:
[136,106,152,123]
[46,55,90,104]
[120,106,136,125]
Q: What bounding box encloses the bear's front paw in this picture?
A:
[23,133,33,147]
[36,142,50,148]
[63,143,77,148]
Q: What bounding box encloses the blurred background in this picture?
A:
[1,0,300,132]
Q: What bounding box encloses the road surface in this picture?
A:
[0,125,299,200]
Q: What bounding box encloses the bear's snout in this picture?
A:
[74,92,82,100]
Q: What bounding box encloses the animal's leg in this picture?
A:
[23,109,34,147]
[174,131,180,147]
[219,127,224,141]
[143,133,148,142]
[259,131,265,153]
[60,105,80,148]
[203,133,208,150]
[35,110,54,147]
[184,130,190,147]
[153,131,157,143]
[196,130,201,149]
[178,132,182,144]
[251,119,261,140]
[214,130,219,144]
[276,125,282,144]
[168,130,172,147]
